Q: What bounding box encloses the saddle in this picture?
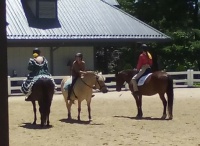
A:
[136,68,152,86]
[63,77,78,100]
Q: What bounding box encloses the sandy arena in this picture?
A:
[9,88,200,146]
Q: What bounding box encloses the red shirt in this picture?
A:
[136,53,152,70]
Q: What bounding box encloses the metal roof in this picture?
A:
[101,0,120,7]
[6,0,170,45]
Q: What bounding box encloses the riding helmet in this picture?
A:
[141,44,148,51]
[75,53,83,59]
[33,48,41,55]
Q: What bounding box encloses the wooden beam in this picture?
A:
[0,0,9,146]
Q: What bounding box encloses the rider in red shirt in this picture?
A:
[136,50,152,71]
[131,44,152,95]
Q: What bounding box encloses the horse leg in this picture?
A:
[46,104,51,126]
[132,93,142,118]
[66,100,72,119]
[38,102,45,127]
[87,98,92,121]
[32,101,37,124]
[138,95,143,118]
[159,93,167,119]
[78,100,81,121]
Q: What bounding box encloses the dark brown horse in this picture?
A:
[115,69,174,120]
[28,77,55,127]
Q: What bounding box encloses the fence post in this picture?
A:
[187,69,193,87]
[190,69,194,87]
[7,76,11,96]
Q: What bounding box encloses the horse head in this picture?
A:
[115,69,137,91]
[95,73,108,93]
[81,71,108,93]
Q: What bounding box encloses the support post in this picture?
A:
[0,1,9,145]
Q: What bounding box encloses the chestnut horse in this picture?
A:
[61,71,108,121]
[115,69,174,120]
[28,78,54,126]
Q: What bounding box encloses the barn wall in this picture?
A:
[53,46,94,76]
[7,46,94,77]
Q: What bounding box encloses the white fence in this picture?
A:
[7,70,200,96]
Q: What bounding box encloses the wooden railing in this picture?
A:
[7,70,200,96]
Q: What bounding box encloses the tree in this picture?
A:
[117,0,200,71]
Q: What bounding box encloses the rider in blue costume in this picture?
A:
[21,48,56,101]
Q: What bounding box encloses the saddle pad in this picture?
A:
[63,77,72,90]
[138,73,152,86]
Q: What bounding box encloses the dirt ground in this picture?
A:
[9,88,200,146]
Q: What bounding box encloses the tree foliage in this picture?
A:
[95,0,200,72]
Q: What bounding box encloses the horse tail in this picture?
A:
[166,75,174,119]
[42,79,54,125]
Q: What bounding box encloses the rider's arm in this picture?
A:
[27,58,35,71]
[79,61,87,74]
[136,54,143,71]
[42,57,49,71]
[148,58,153,66]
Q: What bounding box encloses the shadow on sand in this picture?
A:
[59,118,91,125]
[20,122,53,129]
[59,118,104,125]
[113,115,171,121]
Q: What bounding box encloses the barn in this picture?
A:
[6,0,170,77]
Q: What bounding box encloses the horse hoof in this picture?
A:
[89,118,92,122]
[161,114,167,119]
[136,115,142,119]
[32,122,36,125]
[168,115,173,120]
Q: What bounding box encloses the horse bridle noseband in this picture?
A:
[80,75,106,90]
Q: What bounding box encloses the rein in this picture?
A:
[80,78,94,88]
[80,75,106,90]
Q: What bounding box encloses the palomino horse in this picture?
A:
[28,78,54,126]
[115,69,174,120]
[61,71,108,121]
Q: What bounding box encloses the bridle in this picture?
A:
[80,75,106,90]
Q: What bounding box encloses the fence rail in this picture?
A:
[7,70,200,96]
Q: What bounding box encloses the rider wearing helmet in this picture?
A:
[131,44,153,95]
[71,53,85,78]
[68,53,87,100]
[21,48,56,101]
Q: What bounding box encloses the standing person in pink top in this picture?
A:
[131,44,153,95]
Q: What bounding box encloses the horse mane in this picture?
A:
[85,71,105,81]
